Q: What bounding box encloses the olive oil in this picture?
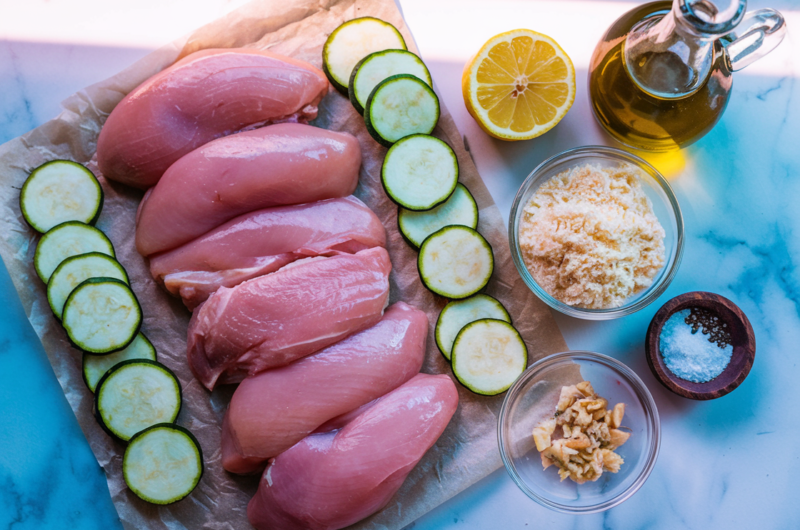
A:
[589,2,733,152]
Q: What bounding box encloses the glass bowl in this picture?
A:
[508,146,684,320]
[498,351,660,513]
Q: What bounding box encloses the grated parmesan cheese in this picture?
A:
[518,163,666,309]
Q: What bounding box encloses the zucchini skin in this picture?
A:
[348,49,429,115]
[363,76,395,148]
[381,134,459,211]
[94,359,182,442]
[323,16,407,94]
[396,206,423,249]
[416,225,494,299]
[62,277,142,355]
[450,318,527,396]
[322,58,349,95]
[19,160,104,234]
[124,423,204,505]
[47,251,129,319]
[364,74,439,148]
[397,183,479,249]
[434,294,510,361]
[82,333,157,393]
[34,221,116,283]
[348,55,370,113]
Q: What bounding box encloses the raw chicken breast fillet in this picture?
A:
[136,123,361,256]
[97,48,329,189]
[221,302,427,474]
[247,373,459,530]
[187,247,391,389]
[148,196,385,310]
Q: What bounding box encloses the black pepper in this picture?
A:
[684,307,731,349]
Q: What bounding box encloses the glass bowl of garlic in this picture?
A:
[498,351,660,513]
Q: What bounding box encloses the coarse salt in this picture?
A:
[659,309,733,383]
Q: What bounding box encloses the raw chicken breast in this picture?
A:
[187,247,391,390]
[148,196,385,310]
[247,373,459,530]
[221,302,427,474]
[135,123,361,256]
[97,48,329,189]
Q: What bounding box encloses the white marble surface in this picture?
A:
[1,0,800,528]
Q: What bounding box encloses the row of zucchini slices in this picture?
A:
[20,160,203,505]
[323,17,528,396]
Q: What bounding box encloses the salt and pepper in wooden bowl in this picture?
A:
[645,292,756,400]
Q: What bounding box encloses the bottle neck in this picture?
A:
[623,0,738,98]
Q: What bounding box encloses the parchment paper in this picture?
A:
[0,1,575,528]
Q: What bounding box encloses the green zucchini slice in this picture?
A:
[62,277,142,354]
[322,17,406,94]
[34,221,115,283]
[47,252,128,319]
[123,423,203,505]
[435,294,511,361]
[83,333,157,393]
[349,49,431,114]
[398,183,478,247]
[451,319,527,396]
[418,225,493,299]
[382,134,458,210]
[20,160,103,233]
[365,74,440,147]
[95,360,181,442]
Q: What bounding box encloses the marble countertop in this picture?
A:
[2,0,799,528]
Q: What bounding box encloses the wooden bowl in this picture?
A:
[645,292,755,400]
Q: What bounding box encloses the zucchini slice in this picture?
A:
[349,49,431,114]
[382,134,458,210]
[323,17,407,94]
[398,183,478,247]
[62,278,142,354]
[95,360,181,442]
[47,252,128,319]
[451,319,527,396]
[365,74,440,147]
[435,294,511,361]
[83,333,157,393]
[124,423,203,505]
[34,221,115,283]
[418,225,494,299]
[20,160,103,233]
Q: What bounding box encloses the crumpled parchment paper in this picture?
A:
[0,0,575,528]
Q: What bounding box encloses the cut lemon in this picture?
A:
[462,29,575,141]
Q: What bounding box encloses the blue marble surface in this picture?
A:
[2,0,800,529]
[0,258,121,530]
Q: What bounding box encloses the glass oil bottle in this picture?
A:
[589,0,785,151]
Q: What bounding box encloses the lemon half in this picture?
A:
[462,29,575,141]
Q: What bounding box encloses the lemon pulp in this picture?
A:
[463,29,575,140]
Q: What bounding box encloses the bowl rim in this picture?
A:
[645,291,756,400]
[508,145,685,320]
[497,350,661,514]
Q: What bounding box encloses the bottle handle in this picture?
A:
[723,9,786,72]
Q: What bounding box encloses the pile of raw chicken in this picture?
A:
[97,48,458,529]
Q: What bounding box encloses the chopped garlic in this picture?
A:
[532,381,629,484]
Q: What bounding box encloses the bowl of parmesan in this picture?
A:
[509,146,683,319]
